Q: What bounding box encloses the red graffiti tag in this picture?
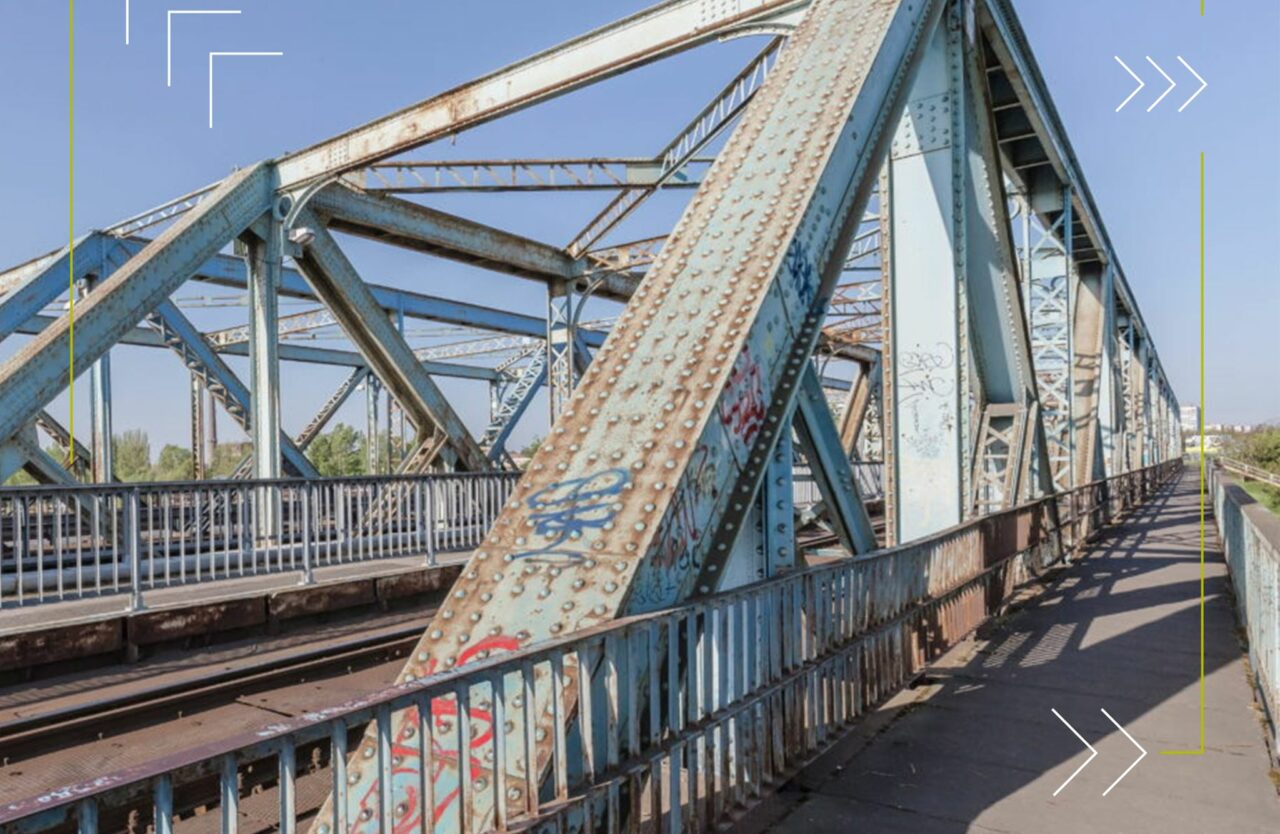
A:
[722,350,766,447]
[348,635,522,833]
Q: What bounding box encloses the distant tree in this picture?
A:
[1229,426,1280,475]
[207,442,252,479]
[4,469,36,486]
[153,444,194,481]
[113,430,152,482]
[307,423,366,476]
[520,436,543,457]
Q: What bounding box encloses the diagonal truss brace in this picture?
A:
[0,163,275,447]
[292,214,489,471]
[794,365,877,554]
[147,300,320,478]
[481,350,547,462]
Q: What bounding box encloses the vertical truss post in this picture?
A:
[191,374,206,480]
[1118,316,1136,472]
[87,276,114,484]
[1098,263,1121,477]
[546,281,577,422]
[763,429,796,574]
[884,8,968,542]
[366,376,381,475]
[1071,266,1107,485]
[1022,186,1075,492]
[206,382,218,466]
[244,219,284,483]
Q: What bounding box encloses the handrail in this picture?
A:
[0,471,522,611]
[1218,456,1280,490]
[0,458,1181,834]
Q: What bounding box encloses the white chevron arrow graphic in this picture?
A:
[1114,57,1145,111]
[1115,56,1207,113]
[1051,708,1098,796]
[1100,708,1148,796]
[1145,57,1177,111]
[1177,56,1208,111]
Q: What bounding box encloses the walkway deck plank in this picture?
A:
[752,471,1279,833]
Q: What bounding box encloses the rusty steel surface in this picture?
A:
[0,461,1181,834]
[0,607,434,802]
[318,0,944,828]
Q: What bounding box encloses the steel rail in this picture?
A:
[0,624,427,760]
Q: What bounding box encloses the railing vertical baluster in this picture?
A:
[278,738,297,834]
[330,720,349,834]
[376,704,395,834]
[491,673,508,831]
[455,683,473,834]
[301,484,314,586]
[76,798,98,834]
[128,489,143,611]
[220,753,239,834]
[153,774,174,834]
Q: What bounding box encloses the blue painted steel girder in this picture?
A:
[318,0,946,827]
[0,163,276,447]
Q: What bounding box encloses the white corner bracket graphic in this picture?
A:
[208,51,283,128]
[168,10,243,87]
[1100,708,1148,796]
[1051,708,1098,796]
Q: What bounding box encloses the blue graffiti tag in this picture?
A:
[783,238,818,310]
[511,468,630,563]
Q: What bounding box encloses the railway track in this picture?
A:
[0,619,426,765]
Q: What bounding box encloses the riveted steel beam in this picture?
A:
[316,0,944,826]
[292,215,489,471]
[0,234,106,341]
[108,237,607,346]
[0,163,275,447]
[364,157,710,193]
[308,183,580,284]
[276,0,810,187]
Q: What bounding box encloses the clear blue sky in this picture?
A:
[0,0,1276,456]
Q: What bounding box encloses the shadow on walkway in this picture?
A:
[749,472,1279,834]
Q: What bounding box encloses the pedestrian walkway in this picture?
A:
[747,471,1279,833]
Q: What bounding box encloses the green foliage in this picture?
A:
[1241,481,1280,516]
[307,423,366,477]
[1227,426,1280,475]
[113,430,152,482]
[153,444,195,481]
[4,470,35,486]
[520,436,543,457]
[208,442,252,479]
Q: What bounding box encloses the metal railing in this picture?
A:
[0,459,1180,834]
[1218,456,1280,490]
[793,461,885,505]
[1210,463,1279,758]
[0,472,520,611]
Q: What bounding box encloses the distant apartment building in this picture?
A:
[1180,404,1201,433]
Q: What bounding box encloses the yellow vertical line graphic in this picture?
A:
[1198,150,1206,751]
[67,0,76,466]
[1163,152,1207,756]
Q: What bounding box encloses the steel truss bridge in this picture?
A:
[0,0,1192,832]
